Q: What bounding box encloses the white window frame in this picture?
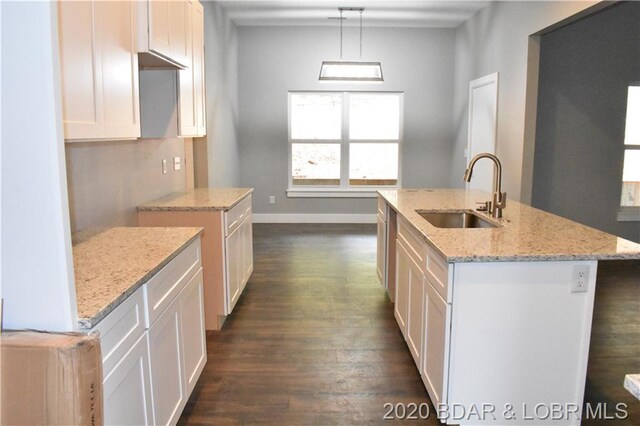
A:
[618,84,640,222]
[618,145,640,221]
[287,91,403,198]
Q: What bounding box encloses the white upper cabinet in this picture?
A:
[179,0,206,137]
[138,0,190,69]
[58,1,140,141]
[141,0,207,138]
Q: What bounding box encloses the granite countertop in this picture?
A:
[137,188,253,212]
[378,189,640,262]
[73,227,203,329]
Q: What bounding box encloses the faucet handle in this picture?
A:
[475,201,491,212]
[494,192,507,209]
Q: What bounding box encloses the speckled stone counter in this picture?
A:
[73,227,203,329]
[378,189,640,262]
[137,188,253,212]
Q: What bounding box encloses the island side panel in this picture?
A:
[447,260,598,425]
[138,210,226,330]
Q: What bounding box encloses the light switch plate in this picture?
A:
[174,156,181,171]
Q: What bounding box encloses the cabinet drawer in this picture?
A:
[93,287,146,377]
[224,194,252,236]
[398,217,426,269]
[377,197,387,221]
[425,243,450,302]
[143,238,201,327]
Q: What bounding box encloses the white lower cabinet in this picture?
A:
[179,269,207,396]
[406,257,425,367]
[225,225,241,312]
[224,208,253,314]
[103,333,154,425]
[395,217,451,418]
[92,238,206,425]
[377,213,387,288]
[394,243,410,335]
[148,296,186,426]
[421,275,449,407]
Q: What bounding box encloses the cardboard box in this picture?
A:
[1,331,103,425]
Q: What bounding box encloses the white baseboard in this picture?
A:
[252,213,377,224]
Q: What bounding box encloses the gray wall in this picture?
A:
[199,1,240,188]
[237,26,456,215]
[532,2,640,243]
[66,138,186,231]
[451,1,596,201]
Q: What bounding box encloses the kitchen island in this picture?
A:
[377,189,640,425]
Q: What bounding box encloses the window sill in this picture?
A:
[617,209,640,222]
[287,188,394,198]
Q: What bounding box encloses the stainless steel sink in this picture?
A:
[416,210,499,229]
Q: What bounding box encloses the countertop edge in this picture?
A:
[137,188,253,212]
[378,189,640,263]
[77,230,203,329]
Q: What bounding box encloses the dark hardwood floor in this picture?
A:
[584,259,640,425]
[179,224,639,425]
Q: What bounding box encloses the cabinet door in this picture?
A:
[148,0,172,59]
[58,1,104,139]
[147,0,189,67]
[395,242,410,336]
[98,0,140,139]
[225,225,241,314]
[377,214,387,288]
[58,0,139,140]
[241,217,253,288]
[179,268,207,396]
[406,261,425,367]
[169,0,190,67]
[148,299,186,426]
[421,278,449,407]
[192,1,206,135]
[178,0,196,136]
[103,334,154,426]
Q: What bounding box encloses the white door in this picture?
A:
[466,73,499,193]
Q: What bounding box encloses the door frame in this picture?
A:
[466,72,499,191]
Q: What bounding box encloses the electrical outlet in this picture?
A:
[162,159,168,174]
[173,156,181,171]
[269,195,275,204]
[571,265,589,293]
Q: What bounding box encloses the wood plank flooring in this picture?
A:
[584,259,640,425]
[179,224,639,425]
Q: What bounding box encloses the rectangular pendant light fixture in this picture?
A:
[319,61,383,82]
[319,8,383,83]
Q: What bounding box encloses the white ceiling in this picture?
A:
[216,1,491,28]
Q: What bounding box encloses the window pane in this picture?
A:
[620,150,640,206]
[290,93,342,140]
[349,143,398,186]
[624,86,640,145]
[349,94,400,140]
[292,144,340,186]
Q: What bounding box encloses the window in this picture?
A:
[619,85,640,220]
[288,92,402,195]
